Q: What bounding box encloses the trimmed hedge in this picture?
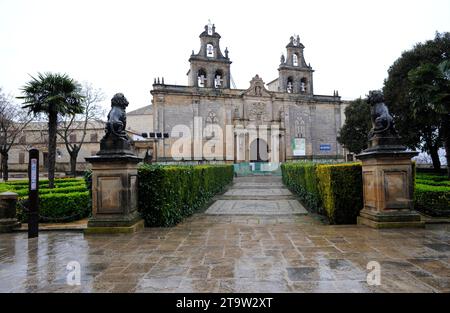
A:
[283,162,450,220]
[281,162,322,213]
[0,178,90,223]
[415,183,450,217]
[282,162,363,224]
[316,163,363,224]
[138,164,234,227]
[14,185,88,197]
[17,191,91,223]
[6,177,81,186]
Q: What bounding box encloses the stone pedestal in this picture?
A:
[0,192,21,233]
[356,150,423,228]
[84,155,143,234]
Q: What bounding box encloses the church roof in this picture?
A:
[127,105,153,115]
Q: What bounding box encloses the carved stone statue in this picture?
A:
[280,54,285,64]
[106,93,128,138]
[364,90,404,152]
[367,90,396,139]
[98,93,135,156]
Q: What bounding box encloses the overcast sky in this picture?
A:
[1,0,449,112]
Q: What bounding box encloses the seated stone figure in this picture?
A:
[364,90,404,152]
[367,90,397,139]
[106,93,128,138]
[98,93,135,156]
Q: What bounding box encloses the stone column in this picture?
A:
[356,91,422,229]
[0,192,21,233]
[85,93,143,234]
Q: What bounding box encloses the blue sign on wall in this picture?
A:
[320,144,331,151]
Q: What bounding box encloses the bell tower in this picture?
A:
[278,35,314,95]
[188,21,232,89]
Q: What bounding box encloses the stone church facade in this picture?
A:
[151,23,348,164]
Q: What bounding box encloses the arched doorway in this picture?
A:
[250,138,268,162]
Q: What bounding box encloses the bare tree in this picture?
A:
[0,88,32,181]
[57,82,105,177]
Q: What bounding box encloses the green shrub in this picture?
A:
[282,162,363,224]
[416,173,449,182]
[138,164,233,227]
[1,178,85,191]
[316,163,363,224]
[14,185,88,197]
[6,177,81,186]
[17,191,90,223]
[415,184,450,217]
[281,162,322,213]
[416,179,450,187]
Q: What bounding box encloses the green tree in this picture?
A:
[337,97,372,154]
[18,73,84,188]
[384,32,450,172]
[408,62,450,176]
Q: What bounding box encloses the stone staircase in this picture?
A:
[205,176,307,215]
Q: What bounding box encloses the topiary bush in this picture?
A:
[138,164,234,227]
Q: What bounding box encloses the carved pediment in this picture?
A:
[244,75,271,97]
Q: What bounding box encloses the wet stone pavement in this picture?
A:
[0,177,449,293]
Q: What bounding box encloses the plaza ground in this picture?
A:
[0,177,449,292]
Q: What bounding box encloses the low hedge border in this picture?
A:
[138,164,234,227]
[14,185,88,197]
[415,183,450,217]
[17,191,91,223]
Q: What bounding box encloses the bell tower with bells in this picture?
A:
[188,21,232,89]
[278,35,314,95]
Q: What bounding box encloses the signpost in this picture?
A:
[28,148,39,238]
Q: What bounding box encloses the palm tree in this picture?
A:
[18,72,84,188]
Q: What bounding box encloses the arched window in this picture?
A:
[206,44,214,57]
[214,70,223,88]
[300,78,307,93]
[293,54,299,66]
[287,77,294,93]
[198,69,207,87]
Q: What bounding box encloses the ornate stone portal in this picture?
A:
[85,93,143,234]
[356,91,423,228]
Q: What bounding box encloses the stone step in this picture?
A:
[205,199,308,215]
[224,188,292,197]
[217,195,298,200]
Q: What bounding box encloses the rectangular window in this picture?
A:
[90,133,98,142]
[70,134,77,143]
[19,136,26,144]
[19,152,25,164]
